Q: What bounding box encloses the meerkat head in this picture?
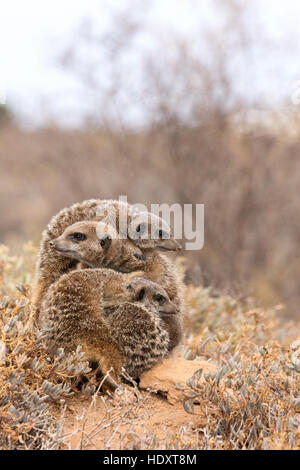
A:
[125,277,178,316]
[127,211,181,251]
[49,221,146,272]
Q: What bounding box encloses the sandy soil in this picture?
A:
[51,356,215,450]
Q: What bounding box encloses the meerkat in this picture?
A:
[32,199,179,305]
[32,198,181,310]
[41,269,174,387]
[109,277,179,377]
[135,250,185,350]
[42,221,185,350]
[41,198,180,250]
[32,221,146,316]
[60,221,184,349]
[100,201,181,251]
[118,248,185,351]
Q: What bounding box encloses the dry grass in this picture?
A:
[0,245,299,450]
[0,244,92,449]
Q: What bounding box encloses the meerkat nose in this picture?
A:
[175,241,182,251]
[134,253,146,261]
[172,239,182,251]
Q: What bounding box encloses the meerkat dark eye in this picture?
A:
[69,232,87,242]
[136,288,145,301]
[99,236,112,250]
[153,294,166,304]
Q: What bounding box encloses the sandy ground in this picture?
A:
[51,356,215,450]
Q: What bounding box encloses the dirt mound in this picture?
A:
[140,354,217,405]
[52,356,214,450]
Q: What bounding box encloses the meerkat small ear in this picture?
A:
[99,235,112,250]
[126,284,132,290]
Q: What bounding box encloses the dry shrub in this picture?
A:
[0,245,299,450]
[181,283,300,450]
[0,245,92,449]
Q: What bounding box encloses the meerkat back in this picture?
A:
[41,268,170,386]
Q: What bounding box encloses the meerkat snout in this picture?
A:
[126,277,178,316]
[50,229,87,254]
[157,238,182,251]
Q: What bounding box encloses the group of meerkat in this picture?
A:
[33,199,185,391]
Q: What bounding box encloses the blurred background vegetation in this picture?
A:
[0,0,300,317]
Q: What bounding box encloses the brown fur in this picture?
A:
[32,199,180,312]
[41,221,185,351]
[32,219,145,316]
[40,269,171,385]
